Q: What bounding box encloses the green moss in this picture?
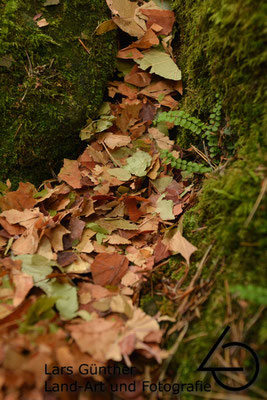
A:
[0,0,117,187]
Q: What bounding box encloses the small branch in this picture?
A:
[78,38,91,55]
[244,178,267,227]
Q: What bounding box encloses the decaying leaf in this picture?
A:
[91,253,129,286]
[58,159,82,189]
[95,19,117,35]
[106,0,146,38]
[139,8,175,35]
[36,18,49,27]
[163,229,198,264]
[148,127,174,150]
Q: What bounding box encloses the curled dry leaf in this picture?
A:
[95,19,117,35]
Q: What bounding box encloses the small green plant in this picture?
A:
[155,96,232,160]
[203,97,222,158]
[160,149,212,174]
[156,110,205,135]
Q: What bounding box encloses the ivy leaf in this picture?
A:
[124,150,152,177]
[135,49,181,81]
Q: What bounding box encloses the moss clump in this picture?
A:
[166,0,267,389]
[0,0,117,187]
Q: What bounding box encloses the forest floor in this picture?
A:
[0,1,266,400]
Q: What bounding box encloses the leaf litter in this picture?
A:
[0,1,213,398]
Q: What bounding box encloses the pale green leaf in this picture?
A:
[135,49,181,81]
[16,255,78,320]
[85,222,109,234]
[98,218,139,233]
[46,281,78,320]
[76,310,93,321]
[153,0,172,9]
[152,176,173,193]
[156,195,175,220]
[124,150,152,177]
[96,233,107,244]
[17,254,55,292]
[108,168,131,181]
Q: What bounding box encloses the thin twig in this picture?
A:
[102,142,122,167]
[78,38,91,55]
[191,143,216,169]
[25,50,33,76]
[244,178,267,227]
[202,140,215,169]
[172,244,213,321]
[244,305,265,335]
[158,322,188,382]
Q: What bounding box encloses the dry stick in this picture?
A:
[215,369,267,399]
[202,139,215,169]
[151,322,188,400]
[14,123,23,139]
[191,143,216,169]
[25,50,33,76]
[244,305,265,335]
[166,245,213,337]
[102,142,122,167]
[78,38,91,55]
[189,244,213,288]
[244,178,267,227]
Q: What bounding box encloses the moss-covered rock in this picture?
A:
[0,0,117,187]
[162,0,267,388]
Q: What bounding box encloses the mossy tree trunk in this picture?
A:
[0,0,117,187]
[168,0,266,385]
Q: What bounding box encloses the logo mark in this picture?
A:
[198,326,260,391]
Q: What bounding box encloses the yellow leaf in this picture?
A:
[95,20,117,35]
